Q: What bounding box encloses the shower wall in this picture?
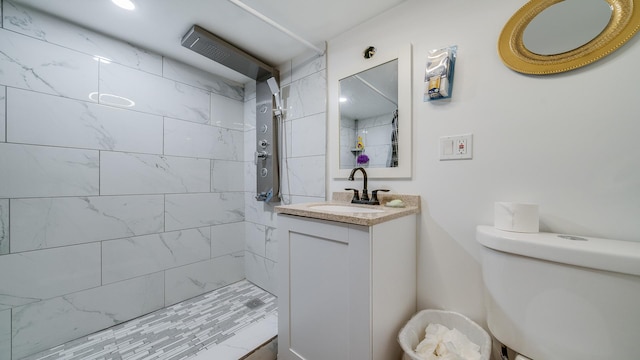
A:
[0,2,246,359]
[243,51,328,294]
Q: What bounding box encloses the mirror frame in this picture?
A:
[331,43,412,179]
[498,0,640,74]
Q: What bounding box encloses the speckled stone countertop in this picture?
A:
[275,192,420,226]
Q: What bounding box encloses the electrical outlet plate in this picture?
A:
[440,134,473,160]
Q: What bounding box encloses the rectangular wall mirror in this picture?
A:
[331,43,412,179]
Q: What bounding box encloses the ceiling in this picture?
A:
[12,0,407,84]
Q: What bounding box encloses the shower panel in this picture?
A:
[254,77,280,202]
[181,25,280,202]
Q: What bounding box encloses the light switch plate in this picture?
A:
[440,134,473,160]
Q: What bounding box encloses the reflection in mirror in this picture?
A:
[523,0,613,55]
[339,59,398,170]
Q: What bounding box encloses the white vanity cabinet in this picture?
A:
[277,213,417,360]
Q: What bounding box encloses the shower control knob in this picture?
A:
[258,139,269,148]
[261,168,268,177]
[260,124,268,133]
[254,151,268,164]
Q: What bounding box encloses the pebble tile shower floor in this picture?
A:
[22,280,277,360]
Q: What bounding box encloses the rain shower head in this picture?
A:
[181,25,276,80]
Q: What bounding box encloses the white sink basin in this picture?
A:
[309,204,385,214]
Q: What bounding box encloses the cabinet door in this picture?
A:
[278,216,370,360]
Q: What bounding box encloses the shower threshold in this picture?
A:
[23,280,277,360]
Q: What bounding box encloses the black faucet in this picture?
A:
[346,167,390,205]
[348,167,369,202]
[347,167,369,204]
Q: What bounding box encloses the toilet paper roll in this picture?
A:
[494,202,539,233]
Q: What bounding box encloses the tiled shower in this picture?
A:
[0,1,327,358]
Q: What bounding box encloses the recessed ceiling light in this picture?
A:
[112,0,135,10]
[339,97,348,103]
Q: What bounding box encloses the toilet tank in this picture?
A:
[476,225,640,360]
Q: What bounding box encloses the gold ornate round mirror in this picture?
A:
[498,0,640,74]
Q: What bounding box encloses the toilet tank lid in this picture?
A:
[476,225,640,276]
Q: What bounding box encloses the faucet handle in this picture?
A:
[371,189,390,204]
[344,188,360,202]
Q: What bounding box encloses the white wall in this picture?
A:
[329,0,640,327]
[0,2,246,358]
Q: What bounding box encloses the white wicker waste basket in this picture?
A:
[398,309,491,360]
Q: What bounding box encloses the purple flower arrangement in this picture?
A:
[357,154,369,165]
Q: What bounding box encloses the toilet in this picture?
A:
[476,225,640,360]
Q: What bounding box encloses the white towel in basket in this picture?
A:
[415,323,481,360]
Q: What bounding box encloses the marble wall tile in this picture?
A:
[283,70,326,121]
[10,195,164,252]
[364,144,391,167]
[0,309,9,360]
[0,29,97,101]
[165,192,244,231]
[164,118,243,160]
[244,161,257,194]
[287,195,326,205]
[100,152,210,195]
[244,128,257,162]
[211,93,244,130]
[282,118,293,158]
[100,62,210,124]
[164,254,244,305]
[0,199,7,255]
[281,155,326,197]
[3,1,162,75]
[163,57,243,100]
[291,51,326,82]
[264,226,278,262]
[102,227,211,284]
[245,222,266,257]
[244,81,256,101]
[0,86,5,142]
[0,243,100,309]
[0,143,99,198]
[244,251,277,295]
[211,222,245,258]
[244,96,257,131]
[7,88,163,154]
[212,160,245,192]
[243,192,278,228]
[278,60,292,87]
[291,113,327,157]
[11,272,164,359]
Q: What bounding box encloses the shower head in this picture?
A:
[267,77,280,96]
[267,77,282,112]
[181,25,276,80]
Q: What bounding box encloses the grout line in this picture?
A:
[7,199,9,255]
[162,116,165,156]
[98,150,101,196]
[5,224,222,256]
[100,240,103,286]
[10,307,13,360]
[1,137,245,161]
[3,86,6,143]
